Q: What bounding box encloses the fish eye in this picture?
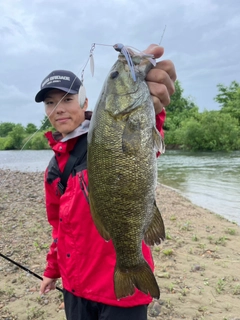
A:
[110,71,119,79]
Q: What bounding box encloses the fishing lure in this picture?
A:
[113,43,137,81]
[82,42,157,84]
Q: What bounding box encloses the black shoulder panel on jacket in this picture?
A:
[71,133,88,176]
[46,156,61,184]
[46,133,88,184]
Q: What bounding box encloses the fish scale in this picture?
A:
[87,52,165,299]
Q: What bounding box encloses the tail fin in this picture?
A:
[114,261,160,299]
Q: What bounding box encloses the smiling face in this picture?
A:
[44,89,88,137]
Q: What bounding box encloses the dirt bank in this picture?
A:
[0,169,240,319]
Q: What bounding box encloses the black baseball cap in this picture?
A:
[35,70,82,102]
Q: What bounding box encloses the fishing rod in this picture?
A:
[0,252,63,293]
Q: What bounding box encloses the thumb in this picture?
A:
[143,44,164,59]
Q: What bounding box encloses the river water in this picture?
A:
[0,150,239,225]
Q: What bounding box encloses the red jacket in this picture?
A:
[43,109,166,307]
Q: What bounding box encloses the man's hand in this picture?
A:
[40,276,57,294]
[144,44,177,115]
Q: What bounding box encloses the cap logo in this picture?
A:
[41,75,71,88]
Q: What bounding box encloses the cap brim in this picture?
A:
[35,86,78,102]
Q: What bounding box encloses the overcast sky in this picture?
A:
[1,0,240,127]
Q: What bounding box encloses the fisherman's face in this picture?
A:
[44,89,88,137]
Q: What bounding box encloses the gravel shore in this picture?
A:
[0,169,240,319]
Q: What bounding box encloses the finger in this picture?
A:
[151,95,164,115]
[146,68,175,96]
[50,282,56,290]
[148,82,170,108]
[151,60,177,83]
[39,283,47,295]
[40,285,54,294]
[40,284,50,295]
[143,44,164,59]
[40,280,56,294]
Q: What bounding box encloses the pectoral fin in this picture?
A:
[144,201,165,246]
[122,118,141,154]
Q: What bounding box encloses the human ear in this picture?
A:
[82,98,88,111]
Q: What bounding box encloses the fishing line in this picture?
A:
[1,41,157,185]
[3,42,151,158]
[1,46,91,184]
[159,25,167,45]
[15,43,100,152]
[1,42,157,290]
[1,41,156,188]
[8,42,113,154]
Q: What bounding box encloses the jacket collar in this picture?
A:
[61,120,90,142]
[45,120,90,148]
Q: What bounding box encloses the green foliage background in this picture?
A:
[164,80,240,151]
[0,81,239,151]
[0,119,52,150]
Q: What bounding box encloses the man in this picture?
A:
[36,44,176,320]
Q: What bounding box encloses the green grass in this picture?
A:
[162,248,174,256]
[216,278,226,293]
[225,228,237,235]
[180,221,192,231]
[233,284,240,295]
[192,234,199,241]
[165,231,172,240]
[215,236,228,246]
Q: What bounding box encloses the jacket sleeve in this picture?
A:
[155,108,166,138]
[43,170,61,279]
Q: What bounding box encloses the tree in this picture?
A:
[178,111,240,151]
[164,80,199,146]
[224,87,240,123]
[26,132,49,150]
[0,122,16,137]
[25,123,38,134]
[220,87,240,124]
[214,81,240,108]
[164,80,199,131]
[166,80,196,114]
[164,80,240,151]
[40,115,52,130]
[215,81,240,123]
[4,124,26,150]
[164,106,200,146]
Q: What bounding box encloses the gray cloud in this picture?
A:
[0,0,240,126]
